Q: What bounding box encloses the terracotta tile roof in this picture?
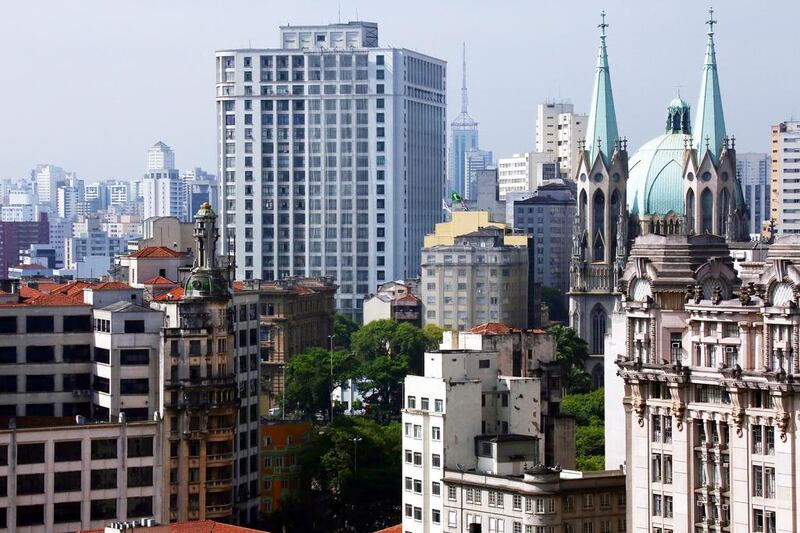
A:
[232,280,245,292]
[129,246,186,258]
[154,286,184,301]
[470,322,514,335]
[80,520,269,533]
[469,322,548,335]
[373,525,402,533]
[90,281,134,291]
[20,292,87,307]
[396,294,420,303]
[13,263,46,270]
[142,275,177,285]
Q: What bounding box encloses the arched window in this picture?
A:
[719,188,730,236]
[771,282,794,307]
[700,189,713,234]
[593,190,605,261]
[579,190,587,230]
[610,190,620,258]
[686,189,695,233]
[590,305,607,354]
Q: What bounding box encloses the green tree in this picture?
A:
[575,424,605,457]
[284,347,356,420]
[273,416,402,532]
[560,388,605,426]
[541,286,568,323]
[422,323,446,349]
[333,312,359,349]
[549,324,592,394]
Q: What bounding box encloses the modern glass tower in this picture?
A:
[449,43,479,199]
[216,22,446,320]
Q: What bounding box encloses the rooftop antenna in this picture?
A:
[461,42,468,114]
[338,4,341,23]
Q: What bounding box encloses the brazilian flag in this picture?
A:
[451,192,463,203]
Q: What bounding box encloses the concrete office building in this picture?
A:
[536,102,587,178]
[215,21,446,320]
[142,169,186,222]
[511,182,575,294]
[33,164,67,207]
[770,121,800,235]
[401,348,560,533]
[421,211,530,331]
[0,417,163,531]
[0,213,49,278]
[737,152,770,236]
[464,147,493,201]
[497,152,558,201]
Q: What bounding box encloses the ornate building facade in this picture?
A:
[570,10,749,388]
[614,232,800,532]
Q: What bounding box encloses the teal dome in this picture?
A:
[627,132,691,216]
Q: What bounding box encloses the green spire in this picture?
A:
[693,7,726,160]
[585,11,619,165]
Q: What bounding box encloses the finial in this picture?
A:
[705,135,710,149]
[599,11,609,37]
[730,135,736,149]
[621,137,628,151]
[723,135,729,149]
[597,137,602,151]
[706,6,717,35]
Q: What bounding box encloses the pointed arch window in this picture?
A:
[579,190,588,230]
[719,188,730,236]
[593,190,605,261]
[610,191,620,258]
[700,189,713,234]
[590,305,607,355]
[686,189,695,233]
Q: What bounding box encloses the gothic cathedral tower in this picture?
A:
[569,13,628,384]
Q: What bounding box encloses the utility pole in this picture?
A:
[352,436,363,473]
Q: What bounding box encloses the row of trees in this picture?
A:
[284,316,444,422]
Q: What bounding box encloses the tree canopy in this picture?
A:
[284,347,356,421]
[562,388,606,471]
[548,324,592,394]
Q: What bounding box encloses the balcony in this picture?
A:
[207,453,234,465]
[206,503,233,518]
[208,427,234,440]
[206,478,233,491]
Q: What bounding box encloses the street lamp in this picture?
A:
[351,436,363,473]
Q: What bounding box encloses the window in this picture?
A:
[434,399,443,412]
[404,449,412,463]
[54,471,81,492]
[478,359,491,369]
[54,502,81,523]
[17,443,44,464]
[583,493,594,509]
[54,441,82,462]
[413,425,422,438]
[0,317,16,334]
[26,315,54,333]
[413,479,422,493]
[90,499,117,521]
[26,345,54,363]
[404,504,412,517]
[432,481,441,496]
[420,397,429,410]
[448,486,457,500]
[91,438,117,460]
[513,494,522,510]
[407,395,416,409]
[63,314,91,332]
[432,509,441,524]
[564,495,575,512]
[17,505,44,527]
[17,473,45,495]
[413,452,422,466]
[448,510,457,527]
[432,454,441,468]
[121,349,149,365]
[413,507,422,521]
[432,426,441,440]
[128,496,153,518]
[91,468,117,490]
[127,466,153,488]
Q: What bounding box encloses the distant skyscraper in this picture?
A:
[146,141,176,171]
[771,121,800,235]
[33,164,66,207]
[449,43,479,199]
[497,151,557,200]
[536,102,587,178]
[142,142,186,221]
[182,167,218,215]
[216,21,446,319]
[463,147,492,200]
[736,152,770,235]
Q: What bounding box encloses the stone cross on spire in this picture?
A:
[706,6,717,34]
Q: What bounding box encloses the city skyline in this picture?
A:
[0,0,797,181]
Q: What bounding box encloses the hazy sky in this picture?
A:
[1,0,797,182]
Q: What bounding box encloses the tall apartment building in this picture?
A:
[421,211,530,330]
[33,164,67,207]
[736,152,770,236]
[611,233,800,533]
[450,43,479,200]
[497,152,557,200]
[463,147,493,201]
[215,21,446,320]
[401,348,559,533]
[142,169,186,222]
[770,121,800,235]
[85,182,110,211]
[535,102,586,178]
[510,182,575,293]
[147,141,176,172]
[0,212,49,278]
[1,191,40,222]
[182,167,219,214]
